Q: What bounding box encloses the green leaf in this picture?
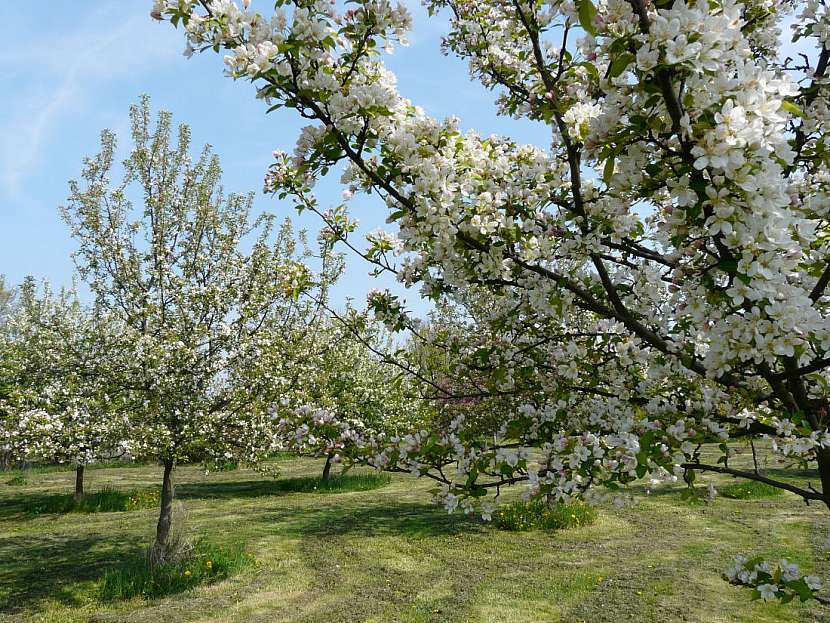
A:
[579,61,599,80]
[608,52,634,78]
[780,100,804,118]
[718,258,739,276]
[577,0,598,36]
[786,578,814,602]
[602,155,615,184]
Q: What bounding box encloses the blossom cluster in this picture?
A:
[725,555,823,604]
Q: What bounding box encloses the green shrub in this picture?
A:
[494,498,597,531]
[28,486,160,514]
[209,459,239,472]
[100,540,252,601]
[719,480,784,500]
[275,472,391,494]
[5,474,26,486]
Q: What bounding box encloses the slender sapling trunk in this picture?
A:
[74,465,85,501]
[322,452,333,481]
[152,459,176,560]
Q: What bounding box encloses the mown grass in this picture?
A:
[100,540,252,601]
[0,447,828,622]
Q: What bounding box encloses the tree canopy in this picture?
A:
[153,0,830,603]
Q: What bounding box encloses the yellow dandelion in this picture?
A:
[184,570,191,577]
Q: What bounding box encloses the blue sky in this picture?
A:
[0,1,546,312]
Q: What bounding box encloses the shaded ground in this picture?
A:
[1,449,829,622]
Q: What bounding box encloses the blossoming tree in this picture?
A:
[272,316,420,479]
[1,279,130,499]
[0,277,18,469]
[0,276,15,328]
[155,0,830,602]
[62,96,322,561]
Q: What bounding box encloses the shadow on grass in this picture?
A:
[0,531,144,613]
[0,488,159,519]
[253,499,485,539]
[177,473,390,501]
[0,492,80,519]
[763,466,820,479]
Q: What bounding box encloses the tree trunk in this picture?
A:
[152,459,175,560]
[74,465,85,501]
[817,448,830,511]
[322,453,333,481]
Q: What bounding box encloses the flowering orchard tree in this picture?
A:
[62,97,321,560]
[0,279,19,469]
[0,280,130,499]
[272,316,421,478]
[156,0,830,601]
[0,276,15,328]
[274,404,370,478]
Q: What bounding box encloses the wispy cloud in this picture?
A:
[0,5,179,198]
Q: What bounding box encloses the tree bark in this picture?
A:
[152,459,175,560]
[74,465,85,501]
[322,453,333,481]
[816,447,830,511]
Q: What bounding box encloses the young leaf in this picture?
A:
[577,0,598,36]
[603,155,615,184]
[780,100,804,118]
[608,52,634,78]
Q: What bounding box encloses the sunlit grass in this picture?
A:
[719,480,785,500]
[494,498,597,531]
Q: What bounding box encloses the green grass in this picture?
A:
[1,460,148,477]
[100,540,252,601]
[272,472,392,493]
[4,475,26,486]
[26,486,161,515]
[719,480,785,500]
[173,472,392,500]
[494,499,597,531]
[0,448,828,622]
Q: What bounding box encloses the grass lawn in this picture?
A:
[1,448,830,622]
